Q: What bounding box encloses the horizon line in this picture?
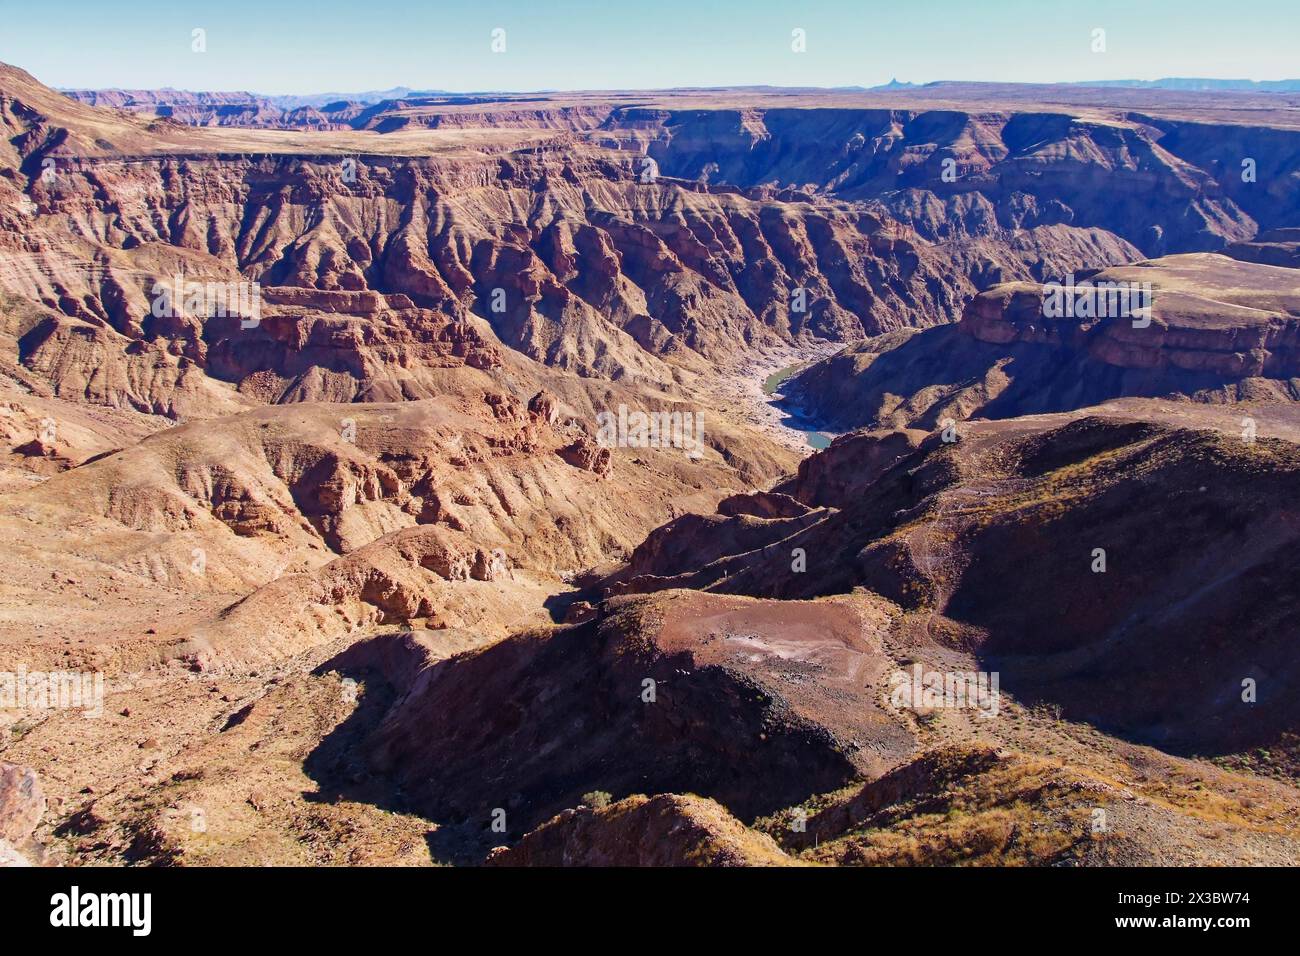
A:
[46,76,1300,99]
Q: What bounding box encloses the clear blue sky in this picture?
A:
[2,0,1297,94]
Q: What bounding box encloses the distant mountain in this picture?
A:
[869,77,927,91]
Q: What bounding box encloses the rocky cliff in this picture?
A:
[787,253,1300,432]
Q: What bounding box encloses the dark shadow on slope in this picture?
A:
[301,616,867,861]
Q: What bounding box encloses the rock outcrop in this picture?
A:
[486,793,795,867]
[600,406,1300,757]
[1225,228,1300,269]
[786,253,1300,432]
[0,761,44,865]
[321,591,911,842]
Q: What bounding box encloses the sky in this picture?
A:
[1,0,1297,95]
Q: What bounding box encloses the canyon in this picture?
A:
[2,58,1300,867]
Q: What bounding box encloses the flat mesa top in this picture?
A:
[9,56,1300,160]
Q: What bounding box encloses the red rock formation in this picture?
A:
[787,253,1300,431]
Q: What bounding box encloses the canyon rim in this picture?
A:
[0,0,1297,936]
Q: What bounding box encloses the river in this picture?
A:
[761,362,834,450]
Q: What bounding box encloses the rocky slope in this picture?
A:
[598,404,1300,758]
[1,137,1133,390]
[1225,227,1300,269]
[786,253,1300,432]
[485,793,796,867]
[12,63,1300,420]
[320,590,910,845]
[63,81,1300,257]
[617,105,1300,256]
